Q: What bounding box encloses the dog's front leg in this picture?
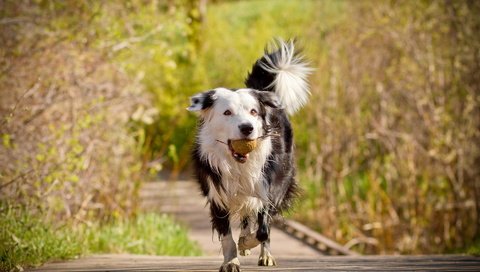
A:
[220,232,240,272]
[257,209,276,266]
[211,203,240,272]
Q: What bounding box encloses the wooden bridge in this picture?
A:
[31,181,480,271]
[32,254,480,271]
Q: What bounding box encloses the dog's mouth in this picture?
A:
[216,134,280,164]
[215,138,255,163]
[228,139,250,164]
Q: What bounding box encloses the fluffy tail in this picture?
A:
[245,39,313,115]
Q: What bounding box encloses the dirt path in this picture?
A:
[140,180,321,257]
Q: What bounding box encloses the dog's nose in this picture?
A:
[239,123,254,136]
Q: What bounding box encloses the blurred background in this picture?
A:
[1,0,479,267]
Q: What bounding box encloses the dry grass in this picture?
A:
[0,1,147,222]
[294,0,480,254]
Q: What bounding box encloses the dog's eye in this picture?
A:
[223,110,232,116]
[250,109,258,116]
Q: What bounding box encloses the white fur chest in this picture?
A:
[201,137,272,219]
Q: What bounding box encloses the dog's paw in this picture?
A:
[239,249,251,256]
[258,254,276,267]
[219,262,241,272]
[238,233,261,251]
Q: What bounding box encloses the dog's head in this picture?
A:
[188,87,279,163]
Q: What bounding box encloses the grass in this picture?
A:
[467,243,480,256]
[0,204,201,271]
[459,239,480,256]
[83,213,202,256]
[0,205,83,271]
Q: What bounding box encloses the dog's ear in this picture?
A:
[187,90,217,112]
[253,90,280,109]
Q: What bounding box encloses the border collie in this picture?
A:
[188,39,311,272]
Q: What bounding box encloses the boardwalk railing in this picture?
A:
[275,219,359,256]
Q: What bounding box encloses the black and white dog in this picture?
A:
[188,39,311,272]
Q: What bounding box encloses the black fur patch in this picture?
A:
[251,90,280,109]
[201,90,216,110]
[244,58,276,92]
[192,137,224,196]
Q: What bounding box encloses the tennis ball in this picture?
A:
[230,139,258,155]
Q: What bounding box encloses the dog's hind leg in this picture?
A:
[256,209,276,266]
[211,203,240,272]
[238,217,253,256]
[238,214,264,254]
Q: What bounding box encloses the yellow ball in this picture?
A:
[230,139,258,155]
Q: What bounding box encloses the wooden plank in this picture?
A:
[277,219,359,256]
[30,254,480,271]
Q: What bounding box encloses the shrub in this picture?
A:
[294,0,480,254]
[0,1,146,222]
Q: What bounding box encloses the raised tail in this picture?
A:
[245,39,313,115]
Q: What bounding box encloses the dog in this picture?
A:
[187,39,311,272]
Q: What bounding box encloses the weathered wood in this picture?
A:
[276,219,359,256]
[31,254,480,271]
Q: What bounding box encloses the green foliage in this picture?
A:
[83,213,202,256]
[200,0,318,87]
[466,241,480,256]
[0,203,201,271]
[99,0,322,174]
[452,238,480,256]
[0,204,83,271]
